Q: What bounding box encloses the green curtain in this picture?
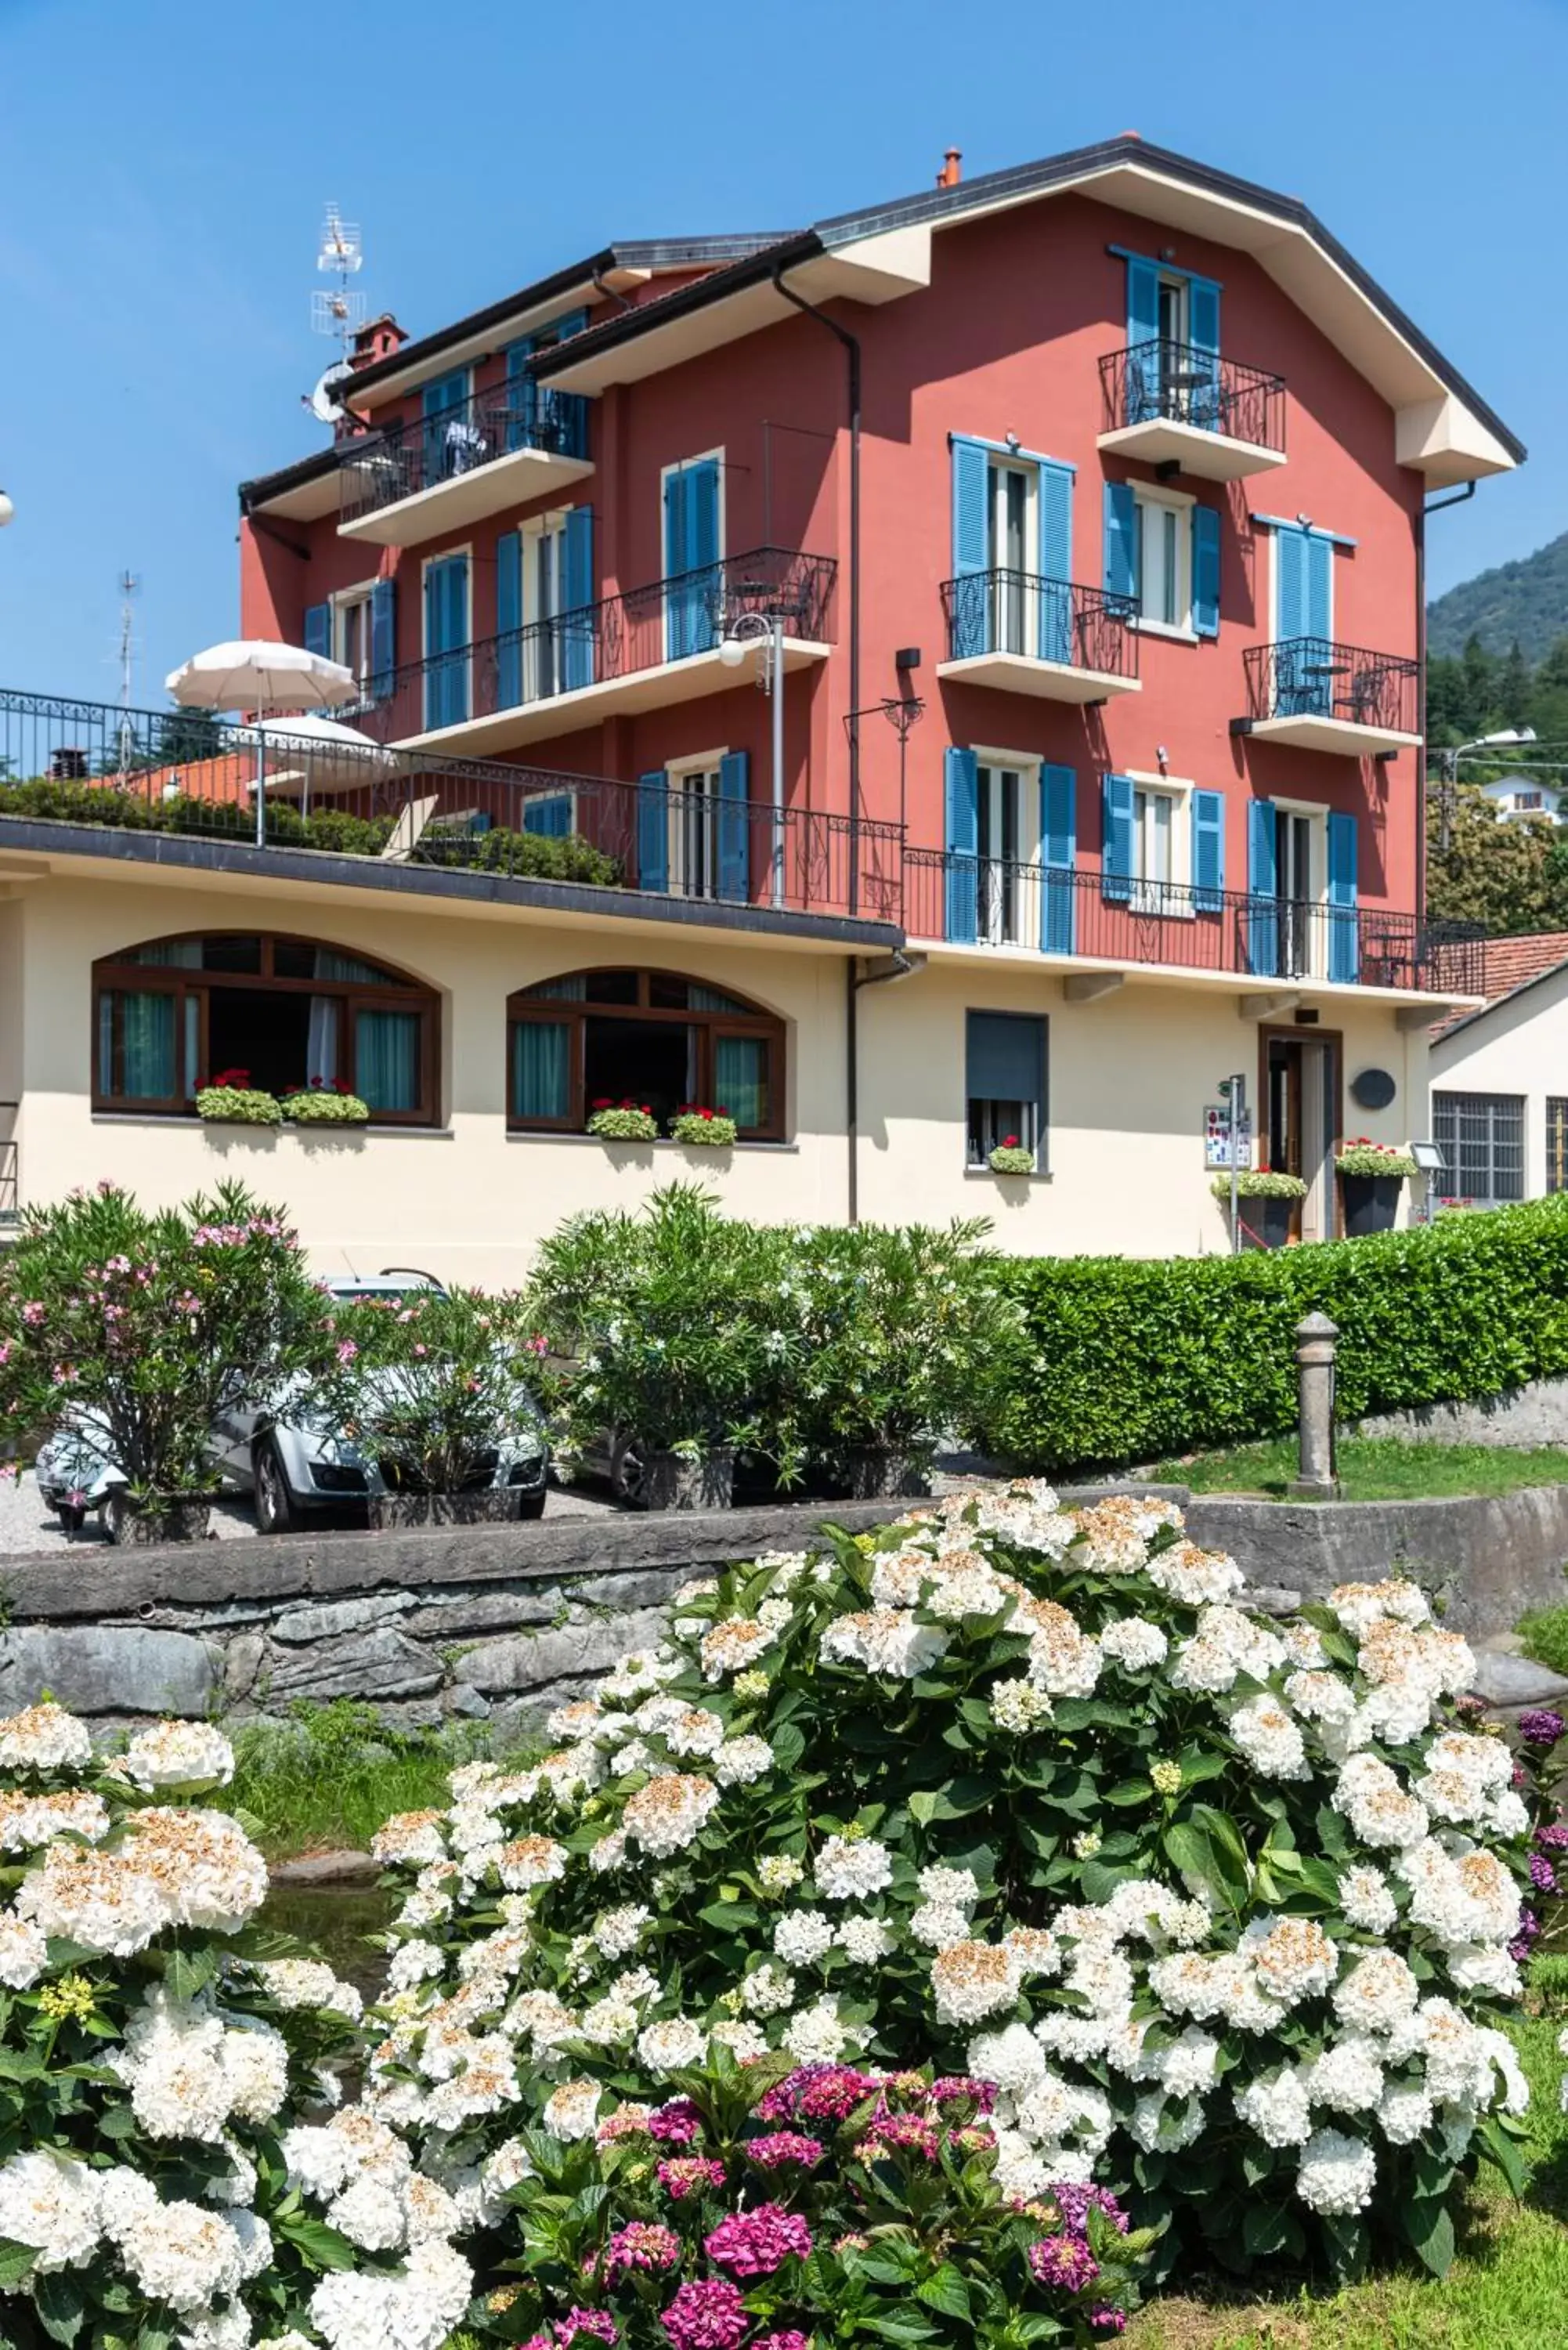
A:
[511,1021,569,1119]
[689,983,747,1013]
[355,1009,420,1112]
[315,948,393,985]
[518,974,587,1002]
[131,939,204,967]
[715,1034,766,1130]
[107,992,177,1098]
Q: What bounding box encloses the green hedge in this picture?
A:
[974,1197,1568,1473]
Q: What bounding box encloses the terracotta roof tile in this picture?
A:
[1431,931,1568,1039]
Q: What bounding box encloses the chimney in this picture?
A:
[936,148,962,190]
[349,313,409,373]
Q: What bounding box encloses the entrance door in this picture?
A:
[1265,1032,1338,1243]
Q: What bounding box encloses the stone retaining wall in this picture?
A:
[2,1480,1565,1731]
[1357,1377,1568,1450]
[0,1504,908,1734]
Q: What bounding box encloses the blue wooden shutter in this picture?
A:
[424,556,469,729]
[949,437,992,658]
[1306,533,1334,643]
[1274,527,1310,715]
[689,457,721,571]
[1037,461,1073,663]
[1104,482,1138,605]
[538,311,591,459]
[522,793,573,838]
[562,507,595,691]
[637,771,669,894]
[944,747,978,944]
[1191,788,1224,913]
[303,602,331,660]
[1187,275,1222,431]
[1040,764,1076,954]
[1328,811,1359,983]
[717,750,750,903]
[664,462,718,659]
[1247,798,1278,975]
[421,368,470,482]
[504,338,537,448]
[1125,255,1162,421]
[368,580,395,703]
[495,532,522,709]
[1101,773,1134,903]
[1193,505,1221,639]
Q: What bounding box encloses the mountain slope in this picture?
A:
[1427,530,1568,663]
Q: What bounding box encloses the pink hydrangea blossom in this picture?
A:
[656,2157,727,2202]
[704,2203,813,2279]
[659,2280,749,2350]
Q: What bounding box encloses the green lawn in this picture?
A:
[1129,1986,1568,2349]
[229,1699,538,1857]
[1151,1437,1568,1504]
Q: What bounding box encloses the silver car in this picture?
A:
[208,1271,551,1531]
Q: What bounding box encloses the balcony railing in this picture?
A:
[1099,338,1286,453]
[904,850,1485,995]
[0,686,898,924]
[1243,638,1421,737]
[940,571,1138,676]
[338,379,590,527]
[362,547,837,743]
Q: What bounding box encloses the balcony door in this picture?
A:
[1131,784,1175,916]
[976,761,1039,947]
[1277,808,1319,978]
[990,464,1034,655]
[422,553,470,732]
[663,456,722,661]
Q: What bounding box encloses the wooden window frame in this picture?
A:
[91,931,439,1127]
[507,966,785,1141]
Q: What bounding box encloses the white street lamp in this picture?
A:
[1435,728,1539,852]
[720,609,786,909]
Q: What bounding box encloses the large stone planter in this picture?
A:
[640,1449,735,1513]
[367,1490,523,1531]
[104,1494,213,1547]
[1341,1173,1404,1238]
[838,1448,932,1501]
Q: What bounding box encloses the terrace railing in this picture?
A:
[1099,337,1286,453]
[338,380,590,526]
[1243,638,1421,737]
[362,547,837,742]
[0,687,898,924]
[940,569,1138,674]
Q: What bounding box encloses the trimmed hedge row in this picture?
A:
[975,1196,1568,1472]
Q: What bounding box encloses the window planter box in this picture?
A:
[104,1493,213,1546]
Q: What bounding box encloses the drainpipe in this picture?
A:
[771,265,862,914]
[591,266,634,315]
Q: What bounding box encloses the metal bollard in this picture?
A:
[1289,1311,1340,1501]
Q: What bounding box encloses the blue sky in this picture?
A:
[0,0,1557,702]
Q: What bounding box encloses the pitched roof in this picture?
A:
[1432,932,1568,1040]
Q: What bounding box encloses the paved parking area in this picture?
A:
[0,1467,617,1558]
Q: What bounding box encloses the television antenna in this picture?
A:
[116,571,139,775]
[310,203,365,359]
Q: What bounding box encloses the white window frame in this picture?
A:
[1131,482,1196,641]
[972,747,1043,951]
[666,747,730,902]
[330,579,380,703]
[1432,1090,1526,1209]
[1124,768,1194,913]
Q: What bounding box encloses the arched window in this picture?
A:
[508,968,784,1141]
[92,932,438,1124]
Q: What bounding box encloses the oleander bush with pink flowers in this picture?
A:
[468,2053,1154,2348]
[361,1486,1535,2295]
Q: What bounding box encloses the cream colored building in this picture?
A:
[0,814,1462,1284]
[1429,936,1568,1206]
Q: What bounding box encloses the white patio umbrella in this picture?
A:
[245,713,395,810]
[165,640,359,846]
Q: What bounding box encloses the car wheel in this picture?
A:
[103,1491,126,1546]
[253,1440,299,1535]
[517,1491,546,1520]
[56,1504,86,1535]
[609,1432,649,1508]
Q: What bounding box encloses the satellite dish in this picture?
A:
[307,361,353,425]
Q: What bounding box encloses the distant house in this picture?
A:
[1479,773,1564,823]
[1430,934,1568,1203]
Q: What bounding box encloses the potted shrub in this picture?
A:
[587,1097,659,1141]
[195,1068,281,1126]
[988,1133,1035,1175]
[1209,1166,1308,1250]
[670,1103,738,1148]
[775,1219,1022,1496]
[280,1077,370,1126]
[527,1183,785,1509]
[0,1178,328,1543]
[1336,1137,1419,1237]
[313,1287,552,1526]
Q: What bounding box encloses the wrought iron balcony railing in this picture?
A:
[940,570,1138,674]
[1099,337,1286,452]
[338,378,591,526]
[1243,638,1421,736]
[903,848,1484,996]
[0,686,897,923]
[361,547,837,742]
